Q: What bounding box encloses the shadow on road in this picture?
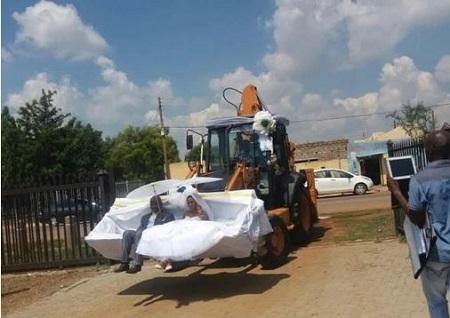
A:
[119,261,290,308]
[309,225,330,244]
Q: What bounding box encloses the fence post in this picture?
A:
[98,170,116,216]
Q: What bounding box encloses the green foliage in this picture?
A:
[1,90,106,182]
[1,107,24,181]
[105,126,180,182]
[2,90,182,184]
[184,143,204,162]
[387,102,436,138]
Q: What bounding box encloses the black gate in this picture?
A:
[387,137,425,234]
[1,172,115,273]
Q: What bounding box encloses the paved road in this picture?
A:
[317,189,391,215]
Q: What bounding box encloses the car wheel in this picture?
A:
[354,183,367,195]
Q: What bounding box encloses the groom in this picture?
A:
[114,195,175,274]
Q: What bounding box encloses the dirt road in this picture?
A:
[6,238,428,318]
[318,188,391,215]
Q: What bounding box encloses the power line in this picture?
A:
[165,102,450,129]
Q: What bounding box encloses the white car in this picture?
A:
[313,168,374,196]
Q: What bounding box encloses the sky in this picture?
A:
[2,0,450,158]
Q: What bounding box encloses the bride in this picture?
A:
[136,186,219,264]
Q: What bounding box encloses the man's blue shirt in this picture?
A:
[408,159,450,262]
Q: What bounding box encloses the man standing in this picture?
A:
[114,195,175,274]
[388,130,450,317]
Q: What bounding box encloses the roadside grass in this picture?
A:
[331,208,398,243]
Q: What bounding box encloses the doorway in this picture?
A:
[360,155,381,185]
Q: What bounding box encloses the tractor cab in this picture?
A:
[193,114,298,211]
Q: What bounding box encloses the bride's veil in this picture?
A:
[168,185,213,220]
[182,187,213,220]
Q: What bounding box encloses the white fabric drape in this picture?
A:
[85,189,273,261]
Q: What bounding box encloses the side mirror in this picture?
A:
[186,134,193,150]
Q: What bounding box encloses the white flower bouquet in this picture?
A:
[252,111,276,152]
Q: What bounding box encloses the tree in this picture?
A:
[2,90,106,182]
[1,107,25,181]
[105,126,180,182]
[184,143,205,162]
[58,118,107,174]
[387,102,436,138]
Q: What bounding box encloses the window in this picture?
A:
[331,170,352,178]
[315,170,331,178]
[208,130,223,171]
[228,126,267,168]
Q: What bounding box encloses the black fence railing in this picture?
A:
[115,180,147,198]
[387,137,427,171]
[1,172,114,273]
[387,137,426,235]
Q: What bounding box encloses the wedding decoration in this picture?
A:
[252,111,276,152]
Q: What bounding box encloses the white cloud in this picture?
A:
[209,67,303,115]
[12,0,108,60]
[334,93,379,113]
[86,62,172,131]
[165,103,236,156]
[94,56,115,69]
[435,55,450,84]
[316,55,450,139]
[5,72,83,116]
[378,56,445,110]
[263,0,450,76]
[2,47,13,62]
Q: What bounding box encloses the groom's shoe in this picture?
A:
[126,265,142,274]
[114,263,129,273]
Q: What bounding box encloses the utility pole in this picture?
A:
[158,97,171,179]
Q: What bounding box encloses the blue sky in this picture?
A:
[2,0,450,157]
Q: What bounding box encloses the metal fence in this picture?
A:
[115,180,147,198]
[1,173,114,273]
[387,137,426,235]
[387,137,427,171]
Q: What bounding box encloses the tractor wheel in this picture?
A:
[258,216,290,269]
[290,186,314,245]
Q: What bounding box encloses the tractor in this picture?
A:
[186,84,318,268]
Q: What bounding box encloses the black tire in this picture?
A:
[354,183,368,195]
[290,186,314,245]
[259,216,290,269]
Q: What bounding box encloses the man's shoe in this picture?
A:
[114,263,129,273]
[126,265,142,274]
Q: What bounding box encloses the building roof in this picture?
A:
[355,126,411,142]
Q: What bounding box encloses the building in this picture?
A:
[347,126,412,185]
[294,139,348,171]
[294,127,414,185]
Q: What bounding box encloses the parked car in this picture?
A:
[313,168,374,196]
[39,198,102,224]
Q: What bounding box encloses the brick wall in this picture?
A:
[295,139,348,161]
